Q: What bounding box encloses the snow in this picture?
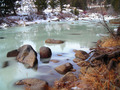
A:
[71,87,81,90]
[0,23,8,29]
[0,1,118,29]
[0,11,116,29]
[16,0,37,15]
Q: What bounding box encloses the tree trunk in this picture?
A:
[0,7,5,17]
[10,0,16,15]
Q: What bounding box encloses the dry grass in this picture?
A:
[100,37,120,47]
[53,60,120,90]
[78,65,114,89]
[52,36,120,90]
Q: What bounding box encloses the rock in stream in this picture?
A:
[16,45,37,68]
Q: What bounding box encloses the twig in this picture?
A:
[99,4,116,38]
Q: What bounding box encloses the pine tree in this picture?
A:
[49,0,58,12]
[34,0,48,14]
[58,0,66,12]
[0,0,18,16]
[71,0,87,11]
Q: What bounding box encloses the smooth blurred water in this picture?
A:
[0,21,108,90]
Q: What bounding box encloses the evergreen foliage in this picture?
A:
[71,8,79,16]
[58,0,66,12]
[49,0,58,12]
[34,0,48,13]
[0,0,18,16]
[74,8,79,16]
[71,0,87,11]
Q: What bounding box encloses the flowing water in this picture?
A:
[0,21,109,90]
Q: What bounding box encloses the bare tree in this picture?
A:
[99,3,116,38]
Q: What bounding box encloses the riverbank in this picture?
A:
[0,10,118,29]
[51,33,120,90]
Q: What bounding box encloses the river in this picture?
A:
[0,21,109,90]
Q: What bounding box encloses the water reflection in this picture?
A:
[44,23,70,36]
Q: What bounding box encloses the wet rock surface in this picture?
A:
[54,72,77,89]
[40,46,52,58]
[55,63,73,74]
[16,45,37,68]
[73,58,83,63]
[16,78,48,90]
[50,59,60,63]
[45,39,64,44]
[77,61,90,67]
[0,37,4,39]
[7,49,19,57]
[75,50,89,60]
[2,61,9,68]
[59,72,77,82]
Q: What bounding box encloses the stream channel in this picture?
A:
[0,21,114,90]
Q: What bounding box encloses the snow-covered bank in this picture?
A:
[0,8,118,29]
[1,0,119,29]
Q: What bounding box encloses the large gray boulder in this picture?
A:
[40,46,52,58]
[16,78,48,90]
[16,45,37,68]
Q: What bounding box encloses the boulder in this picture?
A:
[77,61,90,67]
[55,63,73,74]
[73,58,82,63]
[16,45,37,68]
[40,46,52,58]
[45,39,64,44]
[75,50,89,60]
[7,49,19,57]
[54,72,77,89]
[59,72,77,82]
[16,78,48,90]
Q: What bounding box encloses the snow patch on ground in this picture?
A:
[0,5,117,29]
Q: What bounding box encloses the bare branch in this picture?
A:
[99,4,116,38]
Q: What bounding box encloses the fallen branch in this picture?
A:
[89,49,120,66]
